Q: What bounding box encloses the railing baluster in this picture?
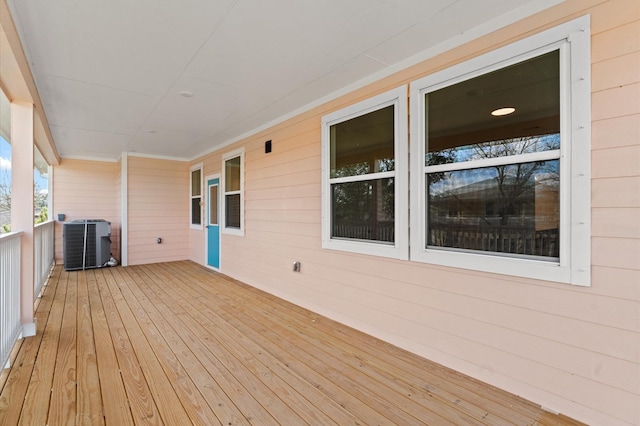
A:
[1,232,23,370]
[34,220,55,300]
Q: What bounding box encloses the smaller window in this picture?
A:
[321,86,408,259]
[222,149,244,235]
[190,165,202,227]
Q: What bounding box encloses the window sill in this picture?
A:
[222,227,244,237]
[412,247,589,286]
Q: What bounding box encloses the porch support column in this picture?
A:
[120,152,128,266]
[11,100,35,336]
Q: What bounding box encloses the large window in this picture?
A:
[0,89,11,233]
[322,86,408,259]
[34,147,49,224]
[222,149,244,235]
[425,51,561,260]
[190,165,202,227]
[410,17,590,285]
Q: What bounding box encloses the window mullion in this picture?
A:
[329,170,395,185]
[424,149,561,174]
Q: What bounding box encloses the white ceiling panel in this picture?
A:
[140,75,277,138]
[5,0,559,161]
[366,0,564,66]
[10,0,236,96]
[42,76,158,134]
[185,0,423,93]
[51,126,131,159]
[214,54,390,147]
[125,129,209,159]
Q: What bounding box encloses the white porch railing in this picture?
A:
[0,231,22,370]
[34,220,55,300]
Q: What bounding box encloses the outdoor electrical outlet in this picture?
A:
[293,261,301,272]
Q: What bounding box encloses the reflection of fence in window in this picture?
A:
[333,221,394,242]
[429,225,558,258]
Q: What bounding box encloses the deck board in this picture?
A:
[133,264,352,425]
[110,266,223,425]
[86,269,132,426]
[76,269,104,425]
[0,265,60,426]
[0,261,586,425]
[129,265,293,425]
[19,269,68,425]
[93,267,162,425]
[49,268,77,425]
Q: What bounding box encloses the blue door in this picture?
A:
[207,178,220,269]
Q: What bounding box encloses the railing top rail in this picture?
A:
[34,220,55,229]
[0,231,24,242]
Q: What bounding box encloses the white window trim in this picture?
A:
[221,148,245,236]
[321,86,409,260]
[190,163,203,230]
[409,16,591,286]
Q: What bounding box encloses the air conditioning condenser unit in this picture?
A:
[63,219,111,271]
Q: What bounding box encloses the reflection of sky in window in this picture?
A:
[427,133,560,165]
[0,135,10,186]
[429,160,559,196]
[429,168,495,195]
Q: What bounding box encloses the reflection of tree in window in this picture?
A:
[428,156,559,258]
[329,105,395,243]
[331,176,394,242]
[425,49,561,259]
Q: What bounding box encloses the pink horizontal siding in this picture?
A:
[187,1,640,425]
[53,159,120,263]
[126,156,189,265]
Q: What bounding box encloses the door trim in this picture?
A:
[205,173,221,271]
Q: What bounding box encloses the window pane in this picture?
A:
[191,169,201,196]
[226,194,240,228]
[225,157,241,192]
[0,135,9,233]
[191,197,201,225]
[330,105,394,178]
[427,160,559,258]
[331,178,394,242]
[426,50,560,166]
[209,185,218,226]
[34,167,48,223]
[0,89,10,233]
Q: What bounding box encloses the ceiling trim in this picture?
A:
[125,152,189,163]
[60,151,191,164]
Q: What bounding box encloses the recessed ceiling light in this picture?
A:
[491,107,516,116]
[179,91,194,98]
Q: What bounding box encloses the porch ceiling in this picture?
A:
[6,0,560,161]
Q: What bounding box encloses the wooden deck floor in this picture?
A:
[0,261,585,425]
